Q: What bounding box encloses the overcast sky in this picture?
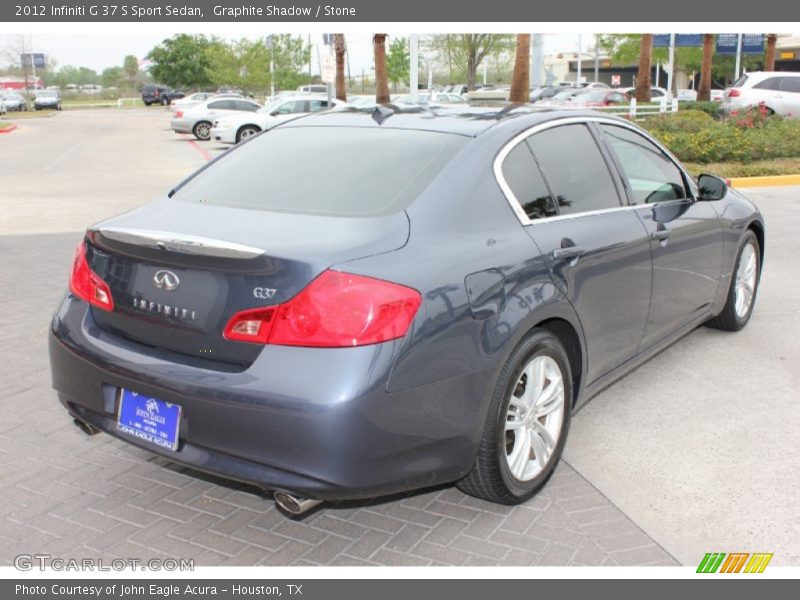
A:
[1,32,592,76]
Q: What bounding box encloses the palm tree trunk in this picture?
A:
[373,34,390,104]
[697,34,714,102]
[635,34,653,103]
[509,34,531,104]
[334,34,346,102]
[765,34,778,71]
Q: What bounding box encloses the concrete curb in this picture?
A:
[729,174,800,188]
[0,124,18,134]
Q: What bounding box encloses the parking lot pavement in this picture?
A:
[0,111,792,568]
[566,185,800,566]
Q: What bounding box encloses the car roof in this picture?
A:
[278,105,627,138]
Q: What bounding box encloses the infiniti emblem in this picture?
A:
[153,270,180,291]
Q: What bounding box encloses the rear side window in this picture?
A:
[174,127,468,217]
[309,99,331,111]
[599,124,688,204]
[779,77,800,93]
[501,143,557,220]
[208,100,235,110]
[753,77,781,91]
[236,100,260,111]
[526,124,621,215]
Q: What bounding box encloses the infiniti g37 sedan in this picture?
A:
[50,107,764,514]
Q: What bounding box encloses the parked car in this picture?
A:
[34,90,62,111]
[710,89,725,102]
[621,86,668,99]
[50,108,763,514]
[141,85,185,106]
[467,87,511,102]
[722,71,800,117]
[677,89,699,102]
[210,96,344,144]
[569,89,630,107]
[537,88,586,106]
[171,97,261,140]
[1,92,28,111]
[169,92,215,112]
[0,98,6,115]
[296,84,328,94]
[530,86,560,103]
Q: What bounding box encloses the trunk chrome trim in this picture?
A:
[89,227,265,259]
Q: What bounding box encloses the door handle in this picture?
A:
[552,246,585,260]
[651,229,671,241]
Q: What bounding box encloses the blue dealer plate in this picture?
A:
[117,389,181,451]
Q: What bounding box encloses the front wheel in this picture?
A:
[707,230,761,331]
[457,329,572,504]
[192,121,212,141]
[236,125,261,143]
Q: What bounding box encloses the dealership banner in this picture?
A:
[3,0,800,22]
[3,579,799,600]
[716,33,767,54]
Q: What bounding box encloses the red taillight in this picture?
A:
[175,110,183,118]
[728,88,742,97]
[223,270,422,347]
[69,240,114,311]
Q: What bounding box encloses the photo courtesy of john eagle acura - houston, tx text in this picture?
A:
[49,105,764,516]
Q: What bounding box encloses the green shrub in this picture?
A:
[641,110,800,164]
[679,101,724,119]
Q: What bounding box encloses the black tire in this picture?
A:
[192,121,212,141]
[457,329,572,504]
[161,97,169,106]
[236,125,261,143]
[707,230,761,331]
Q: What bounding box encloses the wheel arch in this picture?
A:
[747,219,765,269]
[528,317,585,410]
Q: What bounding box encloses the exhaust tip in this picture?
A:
[273,491,322,516]
[73,418,101,436]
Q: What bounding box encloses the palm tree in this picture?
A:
[334,34,346,102]
[635,34,653,103]
[697,34,714,102]
[508,34,531,104]
[765,34,778,71]
[373,34,390,104]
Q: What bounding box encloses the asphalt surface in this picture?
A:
[0,109,796,567]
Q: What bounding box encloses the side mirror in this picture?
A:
[697,174,727,201]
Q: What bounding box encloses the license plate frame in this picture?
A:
[117,389,181,451]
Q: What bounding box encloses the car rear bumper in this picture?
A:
[170,118,193,134]
[49,295,489,500]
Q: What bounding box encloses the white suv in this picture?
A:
[723,71,800,118]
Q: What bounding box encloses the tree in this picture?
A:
[635,34,653,102]
[100,66,125,89]
[509,34,530,104]
[374,34,390,104]
[386,37,409,92]
[697,34,714,102]
[429,34,514,89]
[123,54,139,87]
[334,34,346,101]
[147,34,219,89]
[765,34,778,71]
[2,34,34,91]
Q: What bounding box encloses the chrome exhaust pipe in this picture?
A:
[273,491,322,516]
[73,418,101,436]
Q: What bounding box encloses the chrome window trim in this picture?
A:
[493,115,698,226]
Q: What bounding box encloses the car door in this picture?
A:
[777,77,800,116]
[596,122,723,349]
[206,99,238,121]
[501,122,653,383]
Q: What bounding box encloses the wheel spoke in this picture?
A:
[535,383,564,417]
[529,429,548,469]
[505,414,525,431]
[508,429,530,478]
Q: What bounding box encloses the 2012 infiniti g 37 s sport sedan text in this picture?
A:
[50,107,764,515]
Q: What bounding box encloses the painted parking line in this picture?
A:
[181,133,213,162]
[0,124,18,134]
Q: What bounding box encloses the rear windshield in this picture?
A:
[174,126,468,216]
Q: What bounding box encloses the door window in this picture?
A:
[500,143,558,220]
[526,124,621,215]
[599,124,689,204]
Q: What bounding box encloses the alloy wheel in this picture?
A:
[734,242,757,319]
[504,355,566,482]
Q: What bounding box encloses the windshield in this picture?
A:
[38,91,57,97]
[257,99,288,114]
[174,126,468,217]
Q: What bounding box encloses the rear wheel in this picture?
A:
[236,125,261,143]
[707,230,760,331]
[193,121,212,141]
[457,329,572,504]
[161,97,169,106]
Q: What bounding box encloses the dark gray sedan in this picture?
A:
[49,107,764,515]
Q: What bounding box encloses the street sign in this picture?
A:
[780,51,795,59]
[653,34,703,48]
[264,35,273,50]
[21,53,45,69]
[321,55,335,83]
[611,74,621,86]
[717,34,764,55]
